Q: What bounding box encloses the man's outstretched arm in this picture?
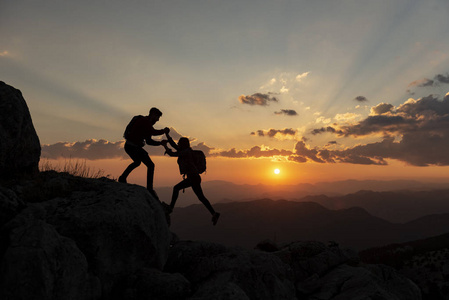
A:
[150,127,170,136]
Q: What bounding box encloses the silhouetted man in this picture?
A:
[119,107,168,200]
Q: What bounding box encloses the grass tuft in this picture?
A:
[39,158,112,179]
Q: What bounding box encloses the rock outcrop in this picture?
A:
[0,172,171,300]
[165,241,296,300]
[0,81,41,180]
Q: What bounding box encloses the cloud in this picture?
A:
[215,146,293,159]
[0,50,10,57]
[250,128,298,139]
[334,113,361,122]
[42,139,127,160]
[311,126,343,135]
[41,127,203,160]
[238,93,279,106]
[309,94,449,166]
[192,142,214,156]
[408,73,449,88]
[260,71,310,93]
[435,74,449,84]
[354,96,368,102]
[408,78,434,87]
[315,116,332,124]
[296,71,310,82]
[274,109,298,116]
[370,103,394,115]
[285,139,388,165]
[289,140,324,163]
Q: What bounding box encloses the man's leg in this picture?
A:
[141,155,155,190]
[119,144,142,182]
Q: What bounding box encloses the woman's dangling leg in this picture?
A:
[170,178,191,210]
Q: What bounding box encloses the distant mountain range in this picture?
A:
[170,198,449,251]
[156,178,449,207]
[157,179,449,223]
[300,189,449,223]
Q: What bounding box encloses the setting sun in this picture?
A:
[274,168,280,175]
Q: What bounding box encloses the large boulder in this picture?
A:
[0,205,100,300]
[301,264,421,300]
[165,241,296,300]
[0,173,171,299]
[0,186,24,228]
[270,241,421,300]
[274,241,359,283]
[0,81,41,180]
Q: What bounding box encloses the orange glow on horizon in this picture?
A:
[39,156,449,188]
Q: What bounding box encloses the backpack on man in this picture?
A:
[123,115,144,139]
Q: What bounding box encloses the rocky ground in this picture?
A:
[0,171,422,300]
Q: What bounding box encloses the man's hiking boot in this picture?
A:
[118,176,127,183]
[212,212,220,226]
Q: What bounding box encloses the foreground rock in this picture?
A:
[0,81,41,180]
[165,241,296,300]
[164,239,421,300]
[0,171,423,300]
[0,172,171,300]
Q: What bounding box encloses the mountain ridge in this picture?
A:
[171,198,449,251]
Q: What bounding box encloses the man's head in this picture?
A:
[148,107,162,124]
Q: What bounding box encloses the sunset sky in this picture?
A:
[2,0,449,188]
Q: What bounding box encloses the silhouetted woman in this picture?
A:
[162,134,220,226]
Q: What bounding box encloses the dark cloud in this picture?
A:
[308,94,449,166]
[409,78,434,87]
[396,95,449,117]
[370,103,394,115]
[41,127,205,160]
[354,96,368,102]
[435,74,449,84]
[340,115,411,136]
[285,140,389,165]
[192,142,214,156]
[408,73,449,88]
[274,109,298,116]
[42,139,127,160]
[311,126,343,135]
[250,128,297,138]
[238,93,279,106]
[289,141,324,163]
[215,146,293,159]
[250,130,265,137]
